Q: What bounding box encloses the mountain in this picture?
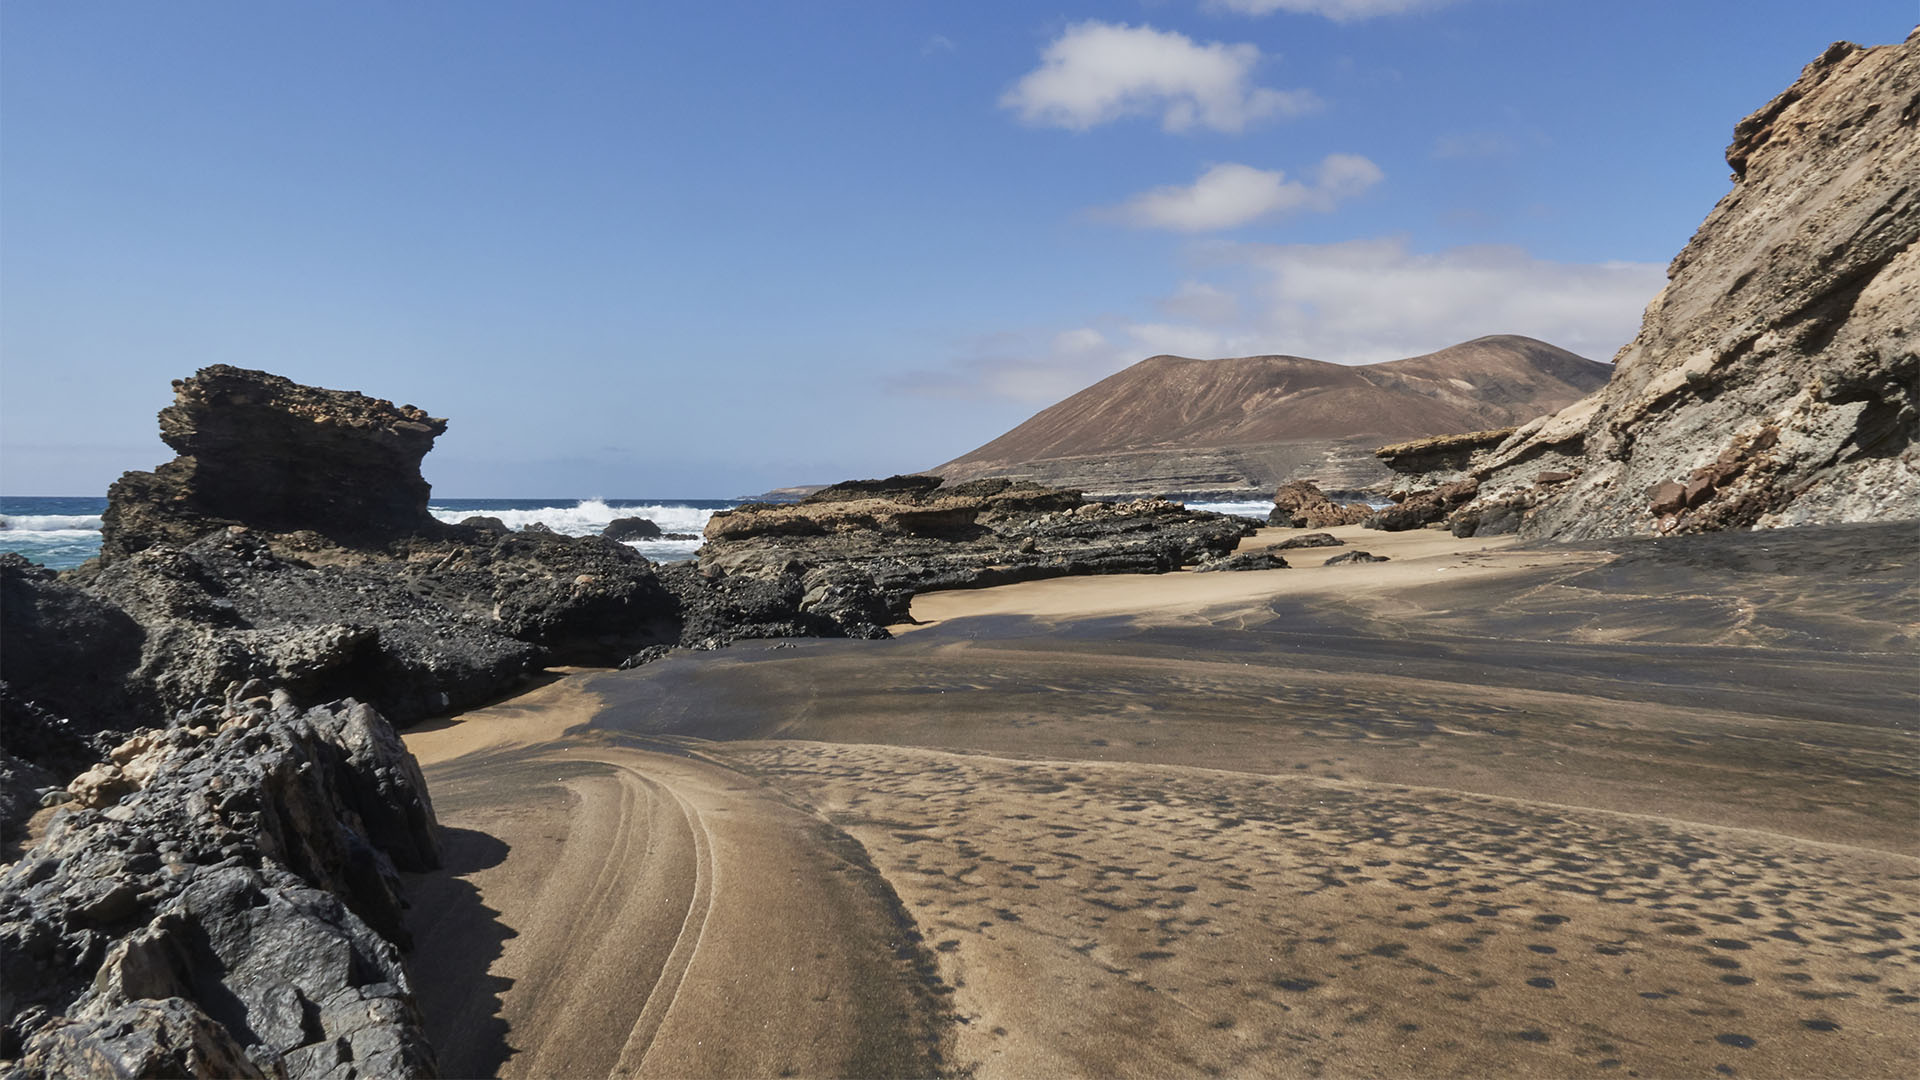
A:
[934,335,1612,499]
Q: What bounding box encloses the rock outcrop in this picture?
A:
[1440,34,1918,539]
[1,693,439,1079]
[102,368,447,561]
[1268,481,1372,529]
[935,336,1610,499]
[1373,429,1515,485]
[602,517,662,541]
[694,477,1254,637]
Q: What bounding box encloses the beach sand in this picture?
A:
[404,522,1919,1077]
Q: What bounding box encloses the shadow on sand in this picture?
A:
[403,825,517,1078]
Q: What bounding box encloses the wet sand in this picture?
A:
[405,522,1919,1077]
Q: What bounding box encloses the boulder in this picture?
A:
[101,367,448,560]
[603,516,663,541]
[1269,481,1373,529]
[1324,550,1390,565]
[1364,478,1479,532]
[1196,549,1290,573]
[1271,532,1344,551]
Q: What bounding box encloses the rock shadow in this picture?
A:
[402,825,517,1078]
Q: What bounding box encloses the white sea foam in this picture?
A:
[0,513,104,532]
[1184,500,1274,519]
[426,499,717,538]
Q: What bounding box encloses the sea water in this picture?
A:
[0,495,1290,571]
[0,496,738,570]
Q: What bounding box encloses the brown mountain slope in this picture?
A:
[935,335,1610,497]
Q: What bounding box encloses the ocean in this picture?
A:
[0,497,738,570]
[0,495,1282,570]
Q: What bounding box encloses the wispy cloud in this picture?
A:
[894,238,1664,402]
[1220,236,1664,363]
[1000,21,1319,133]
[922,34,956,56]
[1209,0,1459,21]
[1099,155,1383,231]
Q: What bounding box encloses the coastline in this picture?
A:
[401,520,1920,1078]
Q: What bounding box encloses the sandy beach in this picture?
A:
[403,522,1919,1078]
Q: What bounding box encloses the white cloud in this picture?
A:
[1122,322,1236,359]
[1211,0,1458,21]
[1102,155,1383,231]
[894,238,1665,403]
[1227,236,1664,363]
[922,34,956,56]
[1000,21,1319,133]
[1158,280,1239,321]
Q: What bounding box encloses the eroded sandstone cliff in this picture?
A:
[1446,34,1918,539]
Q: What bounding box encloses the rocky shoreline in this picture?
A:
[3,31,1915,1078]
[0,367,1264,1076]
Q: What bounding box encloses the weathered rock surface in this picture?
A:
[1268,481,1373,529]
[1195,549,1290,573]
[1270,532,1345,551]
[695,477,1254,637]
[0,554,147,749]
[102,367,447,561]
[89,531,541,727]
[1373,429,1515,485]
[1364,478,1480,533]
[1324,550,1390,566]
[1439,34,1919,540]
[0,694,438,1078]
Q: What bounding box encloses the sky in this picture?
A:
[3,1,1912,497]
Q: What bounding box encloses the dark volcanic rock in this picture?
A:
[0,695,438,1078]
[603,516,663,541]
[102,367,448,561]
[1438,34,1919,539]
[1271,532,1344,551]
[801,474,948,504]
[695,482,1253,639]
[1324,550,1390,565]
[1196,549,1290,573]
[78,530,539,727]
[1269,481,1372,529]
[0,553,147,745]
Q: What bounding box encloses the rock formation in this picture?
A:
[102,367,447,561]
[1,693,438,1079]
[1268,481,1372,529]
[935,336,1610,499]
[1437,34,1918,539]
[692,476,1254,639]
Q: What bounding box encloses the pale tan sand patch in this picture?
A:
[901,525,1556,630]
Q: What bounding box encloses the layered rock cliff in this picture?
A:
[1441,33,1918,539]
[102,368,447,561]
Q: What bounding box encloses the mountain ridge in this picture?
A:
[934,334,1613,498]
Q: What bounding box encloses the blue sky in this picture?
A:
[3,1,1912,496]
